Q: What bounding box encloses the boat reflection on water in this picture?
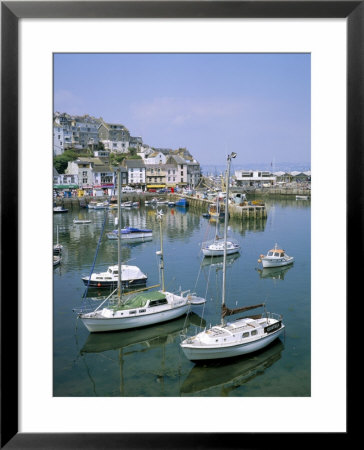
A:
[201,253,240,269]
[180,339,284,396]
[80,312,206,355]
[256,265,293,281]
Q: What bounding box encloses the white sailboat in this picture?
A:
[79,169,201,333]
[201,197,240,257]
[53,225,63,254]
[180,152,285,362]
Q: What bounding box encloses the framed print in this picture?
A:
[1,1,359,448]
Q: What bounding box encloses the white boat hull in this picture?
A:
[261,257,294,268]
[202,245,240,257]
[107,232,153,241]
[80,304,190,333]
[181,326,284,361]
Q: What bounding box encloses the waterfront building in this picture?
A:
[145,164,167,190]
[186,160,201,189]
[165,155,188,189]
[122,159,146,190]
[66,157,105,190]
[234,170,276,187]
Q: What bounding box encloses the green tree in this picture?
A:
[53,149,78,174]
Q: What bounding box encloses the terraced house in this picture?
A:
[146,164,166,190]
[122,159,146,190]
[165,155,188,189]
[98,120,130,153]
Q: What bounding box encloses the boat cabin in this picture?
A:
[267,249,285,258]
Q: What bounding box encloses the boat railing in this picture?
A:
[265,312,283,321]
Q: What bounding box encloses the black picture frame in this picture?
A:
[1,1,357,448]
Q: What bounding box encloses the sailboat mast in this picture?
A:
[221,152,236,321]
[117,168,122,302]
[158,213,165,291]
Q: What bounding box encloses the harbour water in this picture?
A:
[53,196,310,397]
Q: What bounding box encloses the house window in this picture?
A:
[83,178,87,183]
[82,171,87,176]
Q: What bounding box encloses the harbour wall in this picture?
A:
[54,194,267,220]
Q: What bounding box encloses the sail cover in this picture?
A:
[222,303,265,318]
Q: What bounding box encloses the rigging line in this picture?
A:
[82,198,111,301]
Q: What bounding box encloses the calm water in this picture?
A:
[53,197,311,397]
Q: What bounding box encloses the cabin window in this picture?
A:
[149,298,168,307]
[243,332,249,338]
[129,310,137,315]
[139,309,146,313]
[105,277,112,280]
[113,271,118,274]
[251,330,258,336]
[280,253,284,257]
[274,252,280,257]
[268,251,274,256]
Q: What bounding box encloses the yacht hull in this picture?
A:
[202,246,240,257]
[80,304,190,333]
[181,327,285,361]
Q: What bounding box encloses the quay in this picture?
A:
[54,193,267,221]
[53,186,310,220]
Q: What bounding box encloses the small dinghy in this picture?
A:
[73,218,92,224]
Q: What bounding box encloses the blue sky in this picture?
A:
[54,53,310,166]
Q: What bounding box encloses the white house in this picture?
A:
[234,170,276,187]
[144,151,167,165]
[123,159,146,189]
[165,155,188,188]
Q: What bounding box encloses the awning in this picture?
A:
[146,184,165,188]
[53,184,79,189]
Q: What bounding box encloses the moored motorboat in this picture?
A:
[73,218,92,224]
[53,206,68,213]
[53,255,61,266]
[106,226,153,241]
[87,200,108,209]
[175,198,188,207]
[82,264,147,289]
[258,244,294,268]
[296,195,309,200]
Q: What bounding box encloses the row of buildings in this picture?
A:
[233,169,311,187]
[53,112,202,192]
[54,150,201,193]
